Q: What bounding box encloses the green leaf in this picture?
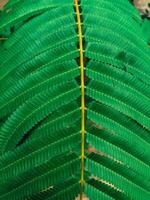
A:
[0,0,150,199]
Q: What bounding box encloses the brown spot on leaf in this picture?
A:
[0,0,8,10]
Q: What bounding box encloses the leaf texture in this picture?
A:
[0,0,150,199]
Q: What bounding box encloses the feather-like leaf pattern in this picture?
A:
[0,0,150,199]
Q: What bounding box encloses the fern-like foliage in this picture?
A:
[0,0,150,199]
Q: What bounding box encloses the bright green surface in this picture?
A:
[0,0,150,199]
